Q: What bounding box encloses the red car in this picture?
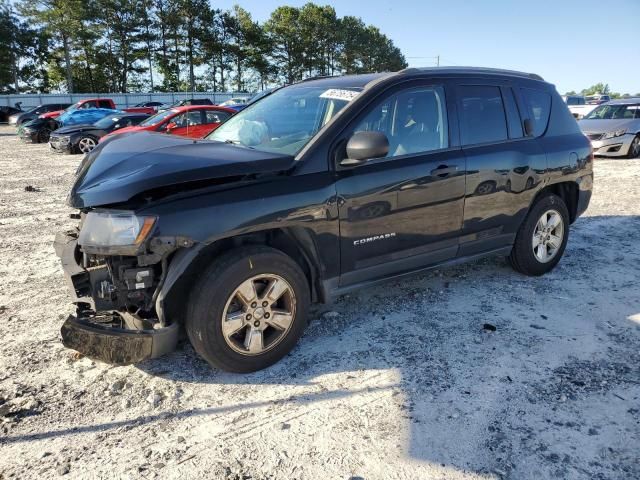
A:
[100,105,236,143]
[40,98,157,120]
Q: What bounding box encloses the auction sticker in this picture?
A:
[319,89,360,102]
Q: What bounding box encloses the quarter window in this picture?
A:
[352,86,448,158]
[458,85,508,146]
[521,88,551,137]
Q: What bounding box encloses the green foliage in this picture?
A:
[2,2,408,93]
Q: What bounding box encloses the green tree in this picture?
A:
[265,6,305,83]
[581,83,610,96]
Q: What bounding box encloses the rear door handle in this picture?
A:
[430,165,458,177]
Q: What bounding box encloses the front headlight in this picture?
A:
[57,135,71,144]
[78,211,156,247]
[603,129,627,139]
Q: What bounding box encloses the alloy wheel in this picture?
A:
[532,209,564,263]
[78,137,97,153]
[630,136,640,158]
[221,274,296,356]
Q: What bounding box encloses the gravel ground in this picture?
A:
[0,124,638,480]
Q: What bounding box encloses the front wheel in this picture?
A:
[508,193,570,276]
[186,246,310,373]
[77,136,97,154]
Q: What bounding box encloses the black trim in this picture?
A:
[325,246,513,300]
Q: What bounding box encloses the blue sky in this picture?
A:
[215,0,640,95]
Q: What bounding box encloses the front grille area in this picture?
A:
[49,135,67,150]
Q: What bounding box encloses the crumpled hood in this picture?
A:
[578,118,638,134]
[69,131,295,208]
[54,124,97,135]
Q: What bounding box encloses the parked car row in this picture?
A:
[563,93,612,119]
[48,68,595,373]
[10,97,239,154]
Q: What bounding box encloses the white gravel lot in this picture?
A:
[0,124,638,480]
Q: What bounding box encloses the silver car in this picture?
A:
[578,98,640,158]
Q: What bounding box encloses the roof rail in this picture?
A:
[294,75,338,84]
[397,66,544,81]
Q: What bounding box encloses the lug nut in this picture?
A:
[254,320,260,327]
[246,314,252,320]
[251,302,257,308]
[264,312,270,319]
[262,301,268,307]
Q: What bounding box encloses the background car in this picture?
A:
[100,105,235,142]
[585,94,611,105]
[578,98,640,158]
[38,98,117,120]
[156,98,213,112]
[2,105,23,123]
[49,112,150,154]
[19,108,121,143]
[8,103,72,126]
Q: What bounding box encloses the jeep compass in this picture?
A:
[55,67,593,372]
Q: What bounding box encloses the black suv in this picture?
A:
[55,68,593,372]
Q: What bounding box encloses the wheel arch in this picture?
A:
[157,227,325,326]
[531,181,579,223]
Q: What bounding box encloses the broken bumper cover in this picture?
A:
[60,314,178,365]
[54,231,179,365]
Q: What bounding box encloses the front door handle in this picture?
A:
[430,165,458,177]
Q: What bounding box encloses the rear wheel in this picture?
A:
[186,246,310,373]
[508,193,570,276]
[627,135,640,159]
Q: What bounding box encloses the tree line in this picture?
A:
[0,0,408,94]
[565,83,640,99]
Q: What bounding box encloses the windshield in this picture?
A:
[584,104,640,120]
[139,109,177,127]
[207,85,361,155]
[93,116,119,129]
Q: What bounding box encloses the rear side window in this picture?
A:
[98,100,112,109]
[521,88,551,137]
[458,85,508,145]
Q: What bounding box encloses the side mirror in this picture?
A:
[165,122,177,132]
[341,131,389,167]
[523,118,535,137]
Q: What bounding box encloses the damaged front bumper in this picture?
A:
[54,231,179,365]
[60,314,178,365]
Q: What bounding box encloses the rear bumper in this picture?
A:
[54,231,179,364]
[576,173,593,219]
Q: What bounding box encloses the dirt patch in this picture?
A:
[0,125,638,479]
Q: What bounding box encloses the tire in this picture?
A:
[627,134,640,159]
[37,127,51,143]
[186,246,310,373]
[77,136,98,154]
[508,193,570,276]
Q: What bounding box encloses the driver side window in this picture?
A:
[353,86,448,159]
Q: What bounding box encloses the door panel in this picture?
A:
[335,83,465,287]
[455,82,547,256]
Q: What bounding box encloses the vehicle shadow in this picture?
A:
[4,215,639,478]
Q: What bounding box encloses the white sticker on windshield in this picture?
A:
[319,89,360,102]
